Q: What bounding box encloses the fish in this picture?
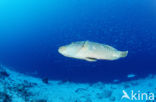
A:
[113,79,119,83]
[127,74,136,78]
[58,41,128,62]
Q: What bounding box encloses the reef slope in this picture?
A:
[0,66,155,102]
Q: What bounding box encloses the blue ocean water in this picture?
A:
[0,0,156,83]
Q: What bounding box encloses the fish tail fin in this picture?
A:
[120,51,128,57]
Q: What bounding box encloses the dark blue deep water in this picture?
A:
[0,0,156,83]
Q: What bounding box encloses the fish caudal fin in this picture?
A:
[120,51,128,57]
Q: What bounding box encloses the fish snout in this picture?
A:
[58,46,66,54]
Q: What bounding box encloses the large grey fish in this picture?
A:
[58,41,128,62]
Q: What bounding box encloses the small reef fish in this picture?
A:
[58,41,128,62]
[127,74,136,78]
[113,79,119,83]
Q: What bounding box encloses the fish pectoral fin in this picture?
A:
[85,57,97,62]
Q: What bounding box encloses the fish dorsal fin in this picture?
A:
[85,57,97,62]
[104,45,117,50]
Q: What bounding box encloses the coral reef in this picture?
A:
[0,65,155,102]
